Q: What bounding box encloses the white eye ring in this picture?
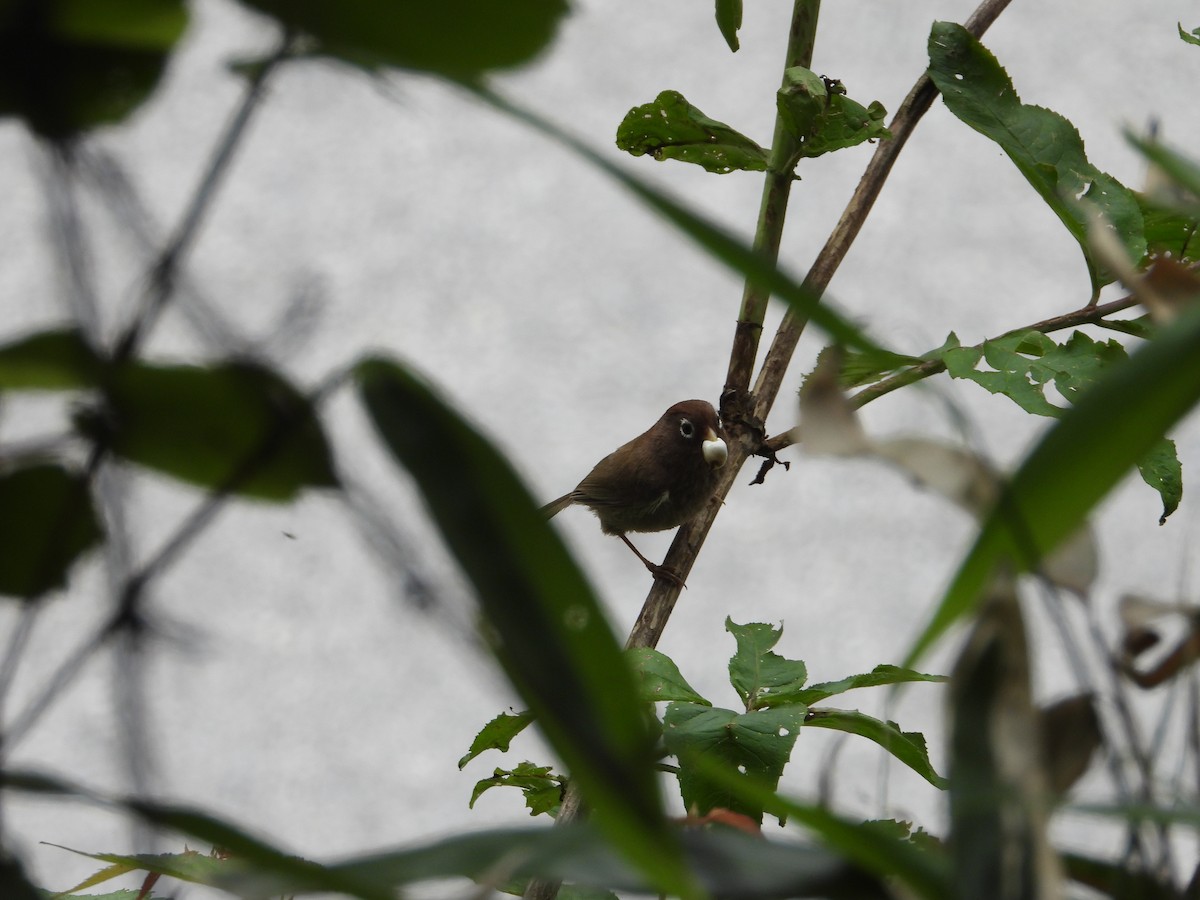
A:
[679,419,695,438]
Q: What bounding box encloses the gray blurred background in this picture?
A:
[3,0,1200,894]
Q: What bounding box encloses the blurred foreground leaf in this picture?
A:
[0,465,101,600]
[0,328,102,390]
[0,0,188,138]
[355,358,693,896]
[239,0,567,79]
[78,361,337,502]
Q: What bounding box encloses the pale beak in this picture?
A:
[702,429,728,468]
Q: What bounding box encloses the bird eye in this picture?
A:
[679,419,695,439]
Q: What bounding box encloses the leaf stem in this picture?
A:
[724,0,821,405]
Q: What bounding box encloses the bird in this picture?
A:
[542,399,728,583]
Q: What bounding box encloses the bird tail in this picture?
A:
[540,493,574,518]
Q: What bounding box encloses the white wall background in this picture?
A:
[3,0,1200,895]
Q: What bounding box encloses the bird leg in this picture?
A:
[619,534,686,588]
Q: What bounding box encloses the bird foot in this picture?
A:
[646,562,687,589]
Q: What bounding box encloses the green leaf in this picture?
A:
[1180,23,1200,47]
[477,86,887,354]
[0,328,103,390]
[615,90,768,174]
[354,358,693,897]
[663,702,804,823]
[0,0,189,139]
[1138,438,1181,524]
[777,68,890,159]
[943,329,1183,522]
[42,845,225,890]
[0,464,102,600]
[78,361,337,502]
[239,0,567,79]
[458,710,535,769]
[1094,315,1156,339]
[725,618,808,710]
[927,22,1144,297]
[797,664,947,705]
[714,0,742,52]
[905,303,1200,667]
[626,648,710,705]
[805,709,947,788]
[469,762,564,818]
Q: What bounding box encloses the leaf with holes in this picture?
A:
[928,22,1144,296]
[459,711,535,769]
[616,90,768,174]
[777,68,890,159]
[726,618,808,711]
[663,702,804,823]
[943,329,1183,522]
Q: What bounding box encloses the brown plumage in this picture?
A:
[542,400,728,581]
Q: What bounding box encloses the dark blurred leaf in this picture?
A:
[681,759,951,899]
[80,361,337,502]
[459,710,535,769]
[469,761,564,817]
[948,584,1058,898]
[225,822,886,899]
[616,90,768,174]
[806,709,947,789]
[626,648,710,705]
[663,702,804,824]
[238,0,567,79]
[777,68,890,159]
[906,304,1200,667]
[1062,852,1177,900]
[726,618,808,710]
[714,0,742,51]
[0,855,40,900]
[1039,694,1102,797]
[0,0,188,139]
[0,464,101,600]
[1,769,391,900]
[0,328,103,390]
[797,664,947,705]
[928,22,1144,296]
[355,358,693,896]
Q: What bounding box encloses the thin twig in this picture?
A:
[112,30,295,363]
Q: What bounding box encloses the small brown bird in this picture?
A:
[542,400,728,582]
